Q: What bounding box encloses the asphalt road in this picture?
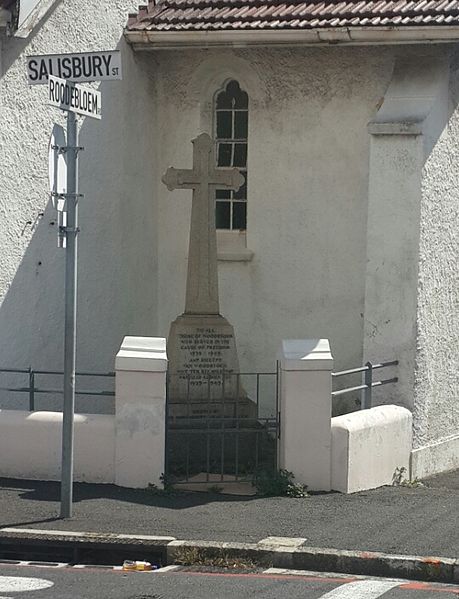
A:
[0,564,458,599]
[0,471,458,558]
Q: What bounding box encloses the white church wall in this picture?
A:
[413,56,459,462]
[364,50,453,423]
[363,132,423,412]
[0,0,158,412]
[1,0,455,452]
[154,47,396,413]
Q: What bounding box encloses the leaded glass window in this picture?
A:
[215,80,248,230]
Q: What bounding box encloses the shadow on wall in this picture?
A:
[0,34,158,412]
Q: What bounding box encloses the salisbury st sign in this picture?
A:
[27,50,122,85]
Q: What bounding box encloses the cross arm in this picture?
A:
[211,167,245,191]
[162,167,198,191]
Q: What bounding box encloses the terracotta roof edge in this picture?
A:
[124,25,459,47]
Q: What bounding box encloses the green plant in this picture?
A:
[400,478,424,488]
[174,547,256,569]
[392,467,424,488]
[208,485,224,494]
[254,469,308,498]
[147,473,182,496]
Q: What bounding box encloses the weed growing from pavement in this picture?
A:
[254,469,308,498]
[147,474,184,496]
[392,467,424,488]
[174,547,257,569]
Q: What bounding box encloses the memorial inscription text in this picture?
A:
[178,327,233,385]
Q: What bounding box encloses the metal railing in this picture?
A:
[165,370,279,485]
[0,367,115,411]
[331,360,398,409]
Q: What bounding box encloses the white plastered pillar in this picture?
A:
[278,339,333,492]
[364,54,449,411]
[115,336,167,488]
[364,127,423,409]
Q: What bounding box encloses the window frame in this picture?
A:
[214,79,249,232]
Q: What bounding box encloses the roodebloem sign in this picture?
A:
[48,75,101,120]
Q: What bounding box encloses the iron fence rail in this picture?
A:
[0,367,115,411]
[331,360,398,409]
[165,370,279,486]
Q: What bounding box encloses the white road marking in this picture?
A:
[157,565,181,573]
[264,568,404,583]
[318,580,400,598]
[0,576,54,592]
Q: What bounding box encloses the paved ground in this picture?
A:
[0,469,457,559]
[0,564,458,599]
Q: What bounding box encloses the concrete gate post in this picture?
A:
[278,339,333,492]
[115,336,168,488]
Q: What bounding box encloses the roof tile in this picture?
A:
[126,0,459,30]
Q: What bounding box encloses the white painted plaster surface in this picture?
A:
[153,46,396,415]
[278,339,333,491]
[115,337,167,488]
[279,338,334,370]
[365,52,458,462]
[0,409,115,482]
[331,405,412,493]
[364,132,423,412]
[1,6,457,473]
[411,434,459,479]
[413,57,459,454]
[0,336,168,485]
[0,0,157,413]
[116,336,168,372]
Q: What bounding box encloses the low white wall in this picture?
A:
[331,405,412,493]
[411,434,459,480]
[0,410,115,483]
[0,336,168,488]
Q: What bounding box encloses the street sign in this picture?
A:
[48,75,102,120]
[27,50,122,85]
[48,123,67,198]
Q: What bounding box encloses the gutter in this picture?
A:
[124,26,459,50]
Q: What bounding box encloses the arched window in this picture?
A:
[214,80,248,230]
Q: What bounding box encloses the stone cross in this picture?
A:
[162,133,244,315]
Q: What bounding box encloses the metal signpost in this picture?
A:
[60,107,79,519]
[30,50,121,518]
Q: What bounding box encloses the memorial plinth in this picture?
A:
[168,314,255,418]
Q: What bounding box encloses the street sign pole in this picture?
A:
[30,51,118,518]
[60,109,78,519]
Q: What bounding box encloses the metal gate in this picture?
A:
[165,368,280,489]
